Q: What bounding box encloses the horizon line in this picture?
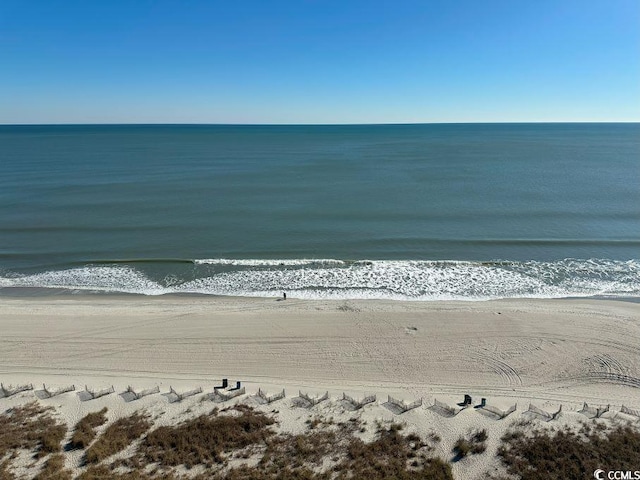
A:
[1,121,639,127]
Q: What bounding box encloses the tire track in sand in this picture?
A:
[468,348,523,387]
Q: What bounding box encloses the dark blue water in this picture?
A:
[1,124,638,300]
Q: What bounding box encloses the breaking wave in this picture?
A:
[1,258,638,301]
[193,258,347,267]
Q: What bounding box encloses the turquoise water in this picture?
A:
[1,123,638,300]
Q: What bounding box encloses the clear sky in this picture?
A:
[1,0,639,124]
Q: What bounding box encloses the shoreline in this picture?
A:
[2,286,640,304]
[2,257,639,302]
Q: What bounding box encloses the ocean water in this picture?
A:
[0,123,638,300]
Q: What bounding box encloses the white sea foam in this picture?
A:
[193,258,347,266]
[1,259,638,300]
[177,262,561,300]
[0,266,168,295]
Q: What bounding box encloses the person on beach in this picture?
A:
[283,292,287,300]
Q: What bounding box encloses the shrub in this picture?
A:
[221,465,327,480]
[0,402,67,459]
[140,407,274,468]
[498,424,640,480]
[0,460,16,480]
[452,429,488,460]
[472,429,488,443]
[452,438,472,458]
[34,454,72,480]
[262,431,339,469]
[335,426,452,480]
[77,464,179,480]
[221,424,452,480]
[84,412,150,464]
[69,408,108,449]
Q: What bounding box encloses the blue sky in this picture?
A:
[1,0,639,123]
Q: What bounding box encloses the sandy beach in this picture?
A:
[2,296,639,401]
[1,296,639,478]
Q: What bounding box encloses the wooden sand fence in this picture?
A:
[342,393,376,410]
[256,388,286,404]
[481,402,517,420]
[388,395,422,414]
[39,384,75,399]
[620,405,640,419]
[121,385,160,402]
[578,402,610,419]
[526,403,562,421]
[0,383,33,398]
[299,391,329,406]
[430,398,460,417]
[79,385,115,401]
[167,386,203,403]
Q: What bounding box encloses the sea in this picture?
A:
[0,123,638,301]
